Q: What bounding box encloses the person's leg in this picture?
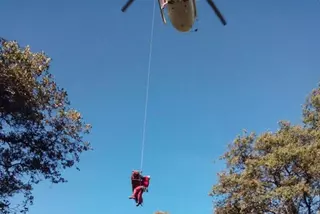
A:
[129,186,139,199]
[139,196,144,206]
[136,187,145,206]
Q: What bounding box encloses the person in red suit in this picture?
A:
[129,172,151,207]
[131,170,143,192]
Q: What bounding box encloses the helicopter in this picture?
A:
[121,0,227,32]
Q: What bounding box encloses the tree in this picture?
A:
[0,38,92,213]
[210,84,320,214]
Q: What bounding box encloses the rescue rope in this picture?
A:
[140,0,156,171]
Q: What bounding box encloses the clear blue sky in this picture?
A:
[1,0,320,213]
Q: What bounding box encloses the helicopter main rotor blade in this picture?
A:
[206,0,227,25]
[121,0,135,12]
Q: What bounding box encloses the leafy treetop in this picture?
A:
[0,38,92,214]
[210,84,320,214]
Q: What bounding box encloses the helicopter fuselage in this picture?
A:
[122,0,226,32]
[166,0,197,32]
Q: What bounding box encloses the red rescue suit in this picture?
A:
[142,175,150,189]
[131,170,143,192]
[132,185,146,206]
[130,175,151,206]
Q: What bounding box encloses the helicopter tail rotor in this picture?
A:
[121,0,135,12]
[206,0,227,25]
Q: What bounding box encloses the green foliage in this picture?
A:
[0,38,92,213]
[210,85,320,214]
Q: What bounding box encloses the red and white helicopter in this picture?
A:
[121,0,227,32]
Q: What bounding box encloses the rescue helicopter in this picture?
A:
[121,0,227,32]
